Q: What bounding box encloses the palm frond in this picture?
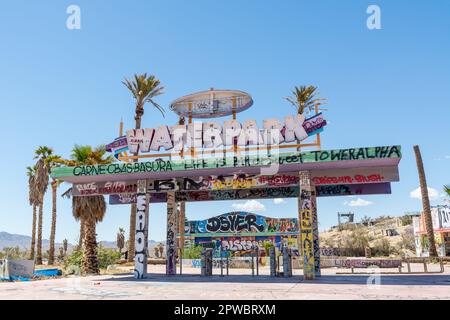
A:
[444,185,450,196]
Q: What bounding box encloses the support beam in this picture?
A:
[298,171,315,280]
[133,180,149,279]
[166,192,177,275]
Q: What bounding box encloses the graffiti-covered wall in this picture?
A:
[185,212,298,257]
[187,212,298,235]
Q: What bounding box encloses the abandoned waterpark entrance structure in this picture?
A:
[51,89,402,280]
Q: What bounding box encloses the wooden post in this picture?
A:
[133,180,149,279]
[298,171,316,280]
[166,192,177,275]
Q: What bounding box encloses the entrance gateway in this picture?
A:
[51,88,402,280]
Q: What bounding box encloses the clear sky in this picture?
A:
[0,0,449,243]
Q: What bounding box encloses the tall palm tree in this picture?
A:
[284,85,327,115]
[45,154,63,265]
[413,145,438,257]
[63,145,114,274]
[123,73,165,262]
[34,146,53,264]
[26,166,38,260]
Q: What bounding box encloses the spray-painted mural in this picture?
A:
[186,212,299,257]
[187,212,298,235]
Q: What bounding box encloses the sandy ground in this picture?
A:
[1,264,450,300]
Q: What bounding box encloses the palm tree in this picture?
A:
[34,146,53,264]
[116,228,125,254]
[26,166,38,260]
[444,185,450,197]
[45,154,63,265]
[284,85,327,115]
[413,145,438,257]
[63,145,114,274]
[123,73,165,262]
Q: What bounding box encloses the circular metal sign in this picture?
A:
[170,89,253,119]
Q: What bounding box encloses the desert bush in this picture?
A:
[399,215,413,226]
[64,245,120,270]
[182,245,203,259]
[322,237,335,248]
[338,227,369,256]
[64,248,83,269]
[97,245,121,269]
[338,223,357,232]
[0,246,28,260]
[400,226,416,251]
[372,238,392,256]
[360,215,372,226]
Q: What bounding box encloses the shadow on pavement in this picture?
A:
[99,273,450,286]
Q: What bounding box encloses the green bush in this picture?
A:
[65,248,83,269]
[64,245,120,270]
[182,245,203,259]
[97,245,120,269]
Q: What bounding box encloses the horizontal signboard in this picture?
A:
[109,183,391,204]
[52,145,402,179]
[77,167,397,196]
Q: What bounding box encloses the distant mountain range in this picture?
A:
[0,231,163,252]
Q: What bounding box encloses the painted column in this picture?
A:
[178,202,186,256]
[134,180,149,279]
[269,246,276,277]
[298,171,315,280]
[311,186,321,277]
[166,192,177,275]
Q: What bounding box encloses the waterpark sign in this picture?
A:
[106,113,326,155]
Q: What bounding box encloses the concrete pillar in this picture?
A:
[178,202,186,257]
[166,192,177,275]
[311,187,321,277]
[298,171,315,280]
[133,180,149,279]
[282,245,292,277]
[201,248,213,276]
[269,246,276,277]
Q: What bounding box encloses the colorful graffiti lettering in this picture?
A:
[188,212,298,235]
[55,146,401,178]
[133,181,148,279]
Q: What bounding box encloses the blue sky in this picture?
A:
[0,1,449,243]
